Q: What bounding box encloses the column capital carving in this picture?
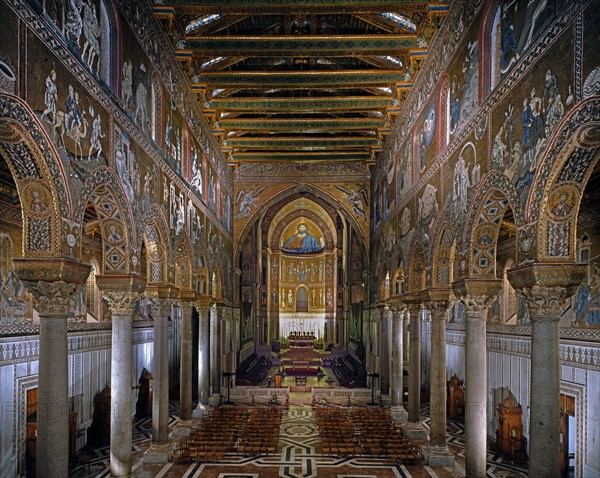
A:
[194,296,212,314]
[460,294,495,318]
[520,285,575,319]
[390,305,408,320]
[422,287,453,320]
[145,285,179,316]
[400,292,422,314]
[508,262,585,320]
[452,278,501,318]
[425,300,451,321]
[24,280,84,315]
[96,274,146,317]
[13,257,91,315]
[178,300,195,315]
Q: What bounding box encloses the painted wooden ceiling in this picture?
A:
[153,0,449,167]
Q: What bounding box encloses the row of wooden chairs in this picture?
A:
[314,405,422,464]
[174,405,283,464]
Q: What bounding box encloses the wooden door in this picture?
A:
[560,394,575,477]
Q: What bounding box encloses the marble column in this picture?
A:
[422,294,454,467]
[402,297,427,440]
[390,306,407,421]
[174,300,194,435]
[508,264,584,478]
[98,275,145,477]
[14,258,90,478]
[144,294,176,463]
[210,304,222,398]
[453,278,500,478]
[193,304,210,417]
[378,304,389,396]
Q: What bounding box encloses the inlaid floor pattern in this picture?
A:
[70,402,528,478]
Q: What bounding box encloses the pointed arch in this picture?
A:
[0,118,67,257]
[143,204,171,285]
[461,171,525,279]
[428,208,458,288]
[75,166,136,274]
[525,99,600,262]
[174,231,194,293]
[407,239,425,293]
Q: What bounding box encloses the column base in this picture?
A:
[208,394,221,406]
[402,421,428,440]
[143,442,172,463]
[423,444,455,467]
[390,405,408,422]
[172,419,193,437]
[192,403,210,418]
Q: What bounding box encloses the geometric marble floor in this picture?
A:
[70,402,529,478]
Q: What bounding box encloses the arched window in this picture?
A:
[503,260,517,324]
[438,75,450,152]
[151,72,163,144]
[86,260,103,321]
[98,0,121,93]
[296,286,308,312]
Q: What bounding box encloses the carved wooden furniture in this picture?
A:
[447,374,464,418]
[135,368,153,418]
[87,386,111,445]
[496,396,527,460]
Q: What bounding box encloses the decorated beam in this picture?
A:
[225,137,379,150]
[185,35,418,56]
[161,0,429,15]
[217,117,384,131]
[209,96,393,112]
[194,70,404,88]
[232,151,372,161]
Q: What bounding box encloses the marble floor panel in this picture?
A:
[69,401,528,478]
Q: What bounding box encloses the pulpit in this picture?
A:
[447,374,464,418]
[496,396,527,459]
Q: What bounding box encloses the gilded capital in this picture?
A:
[102,289,142,316]
[12,257,91,316]
[96,274,146,316]
[519,284,575,319]
[22,280,83,315]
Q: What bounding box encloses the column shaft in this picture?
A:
[465,311,487,477]
[429,310,447,446]
[179,304,193,421]
[37,314,69,478]
[408,308,421,423]
[529,317,561,477]
[391,309,404,407]
[210,307,221,394]
[110,315,133,476]
[197,307,210,404]
[152,308,170,445]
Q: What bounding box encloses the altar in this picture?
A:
[279,313,325,341]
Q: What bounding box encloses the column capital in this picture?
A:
[507,262,585,319]
[422,287,453,320]
[400,292,422,314]
[13,257,91,315]
[452,277,501,317]
[178,300,195,316]
[194,296,212,314]
[97,274,146,316]
[145,285,179,315]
